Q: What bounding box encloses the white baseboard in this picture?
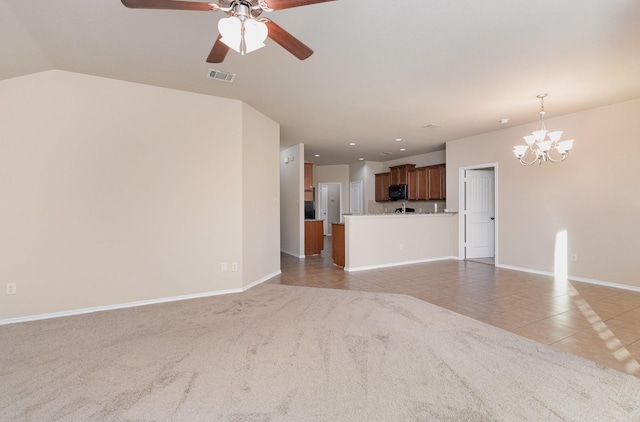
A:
[0,271,281,326]
[6,263,637,326]
[496,264,640,293]
[346,256,456,272]
[243,270,281,290]
[281,249,305,259]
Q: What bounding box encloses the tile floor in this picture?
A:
[268,239,640,378]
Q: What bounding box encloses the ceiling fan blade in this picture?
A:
[206,35,230,63]
[121,0,213,11]
[265,20,313,60]
[261,0,335,11]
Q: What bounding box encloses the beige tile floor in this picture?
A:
[268,240,640,378]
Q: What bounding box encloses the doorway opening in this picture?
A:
[458,164,497,265]
[317,183,342,236]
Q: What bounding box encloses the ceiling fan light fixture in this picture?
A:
[218,16,268,55]
[120,0,333,63]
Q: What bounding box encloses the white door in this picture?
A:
[350,181,363,214]
[318,184,329,234]
[465,169,495,259]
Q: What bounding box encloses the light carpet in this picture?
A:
[1,284,639,421]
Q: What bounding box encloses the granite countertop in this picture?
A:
[343,211,458,216]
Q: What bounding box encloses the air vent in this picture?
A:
[379,152,393,156]
[208,69,236,83]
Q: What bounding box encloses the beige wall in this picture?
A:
[316,164,350,219]
[280,144,304,257]
[348,162,367,213]
[241,103,281,288]
[0,70,280,321]
[446,98,640,289]
[384,150,446,168]
[349,161,385,213]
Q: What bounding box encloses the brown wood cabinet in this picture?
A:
[426,164,446,200]
[378,163,445,202]
[408,168,417,200]
[331,223,345,267]
[304,163,314,201]
[375,172,390,202]
[408,164,446,200]
[389,164,415,186]
[304,220,324,255]
[408,167,428,200]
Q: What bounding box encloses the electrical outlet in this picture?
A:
[570,253,578,262]
[231,262,238,272]
[6,282,16,295]
[221,263,228,272]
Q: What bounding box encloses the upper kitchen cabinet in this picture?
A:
[407,164,446,200]
[426,164,446,200]
[304,162,314,201]
[389,164,415,186]
[408,166,427,200]
[375,172,390,202]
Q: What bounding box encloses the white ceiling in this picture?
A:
[2,0,640,165]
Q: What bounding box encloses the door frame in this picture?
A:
[458,163,498,262]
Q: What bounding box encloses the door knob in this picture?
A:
[490,217,495,220]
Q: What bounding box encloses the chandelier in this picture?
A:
[513,94,574,166]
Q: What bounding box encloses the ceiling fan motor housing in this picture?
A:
[223,0,265,19]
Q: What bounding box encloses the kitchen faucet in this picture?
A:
[402,202,406,214]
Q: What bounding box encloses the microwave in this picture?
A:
[388,184,408,201]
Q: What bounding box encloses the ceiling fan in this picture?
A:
[121,0,335,63]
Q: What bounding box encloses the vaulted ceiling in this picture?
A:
[2,0,640,164]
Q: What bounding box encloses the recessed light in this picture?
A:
[394,138,402,142]
[400,148,406,152]
[499,118,509,124]
[349,142,356,146]
[314,154,320,157]
[358,158,364,161]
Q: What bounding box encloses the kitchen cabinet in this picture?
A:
[304,220,324,255]
[375,172,390,202]
[427,164,446,200]
[408,169,417,200]
[378,163,445,202]
[304,163,314,201]
[389,164,415,186]
[331,223,345,267]
[408,164,446,200]
[408,167,428,200]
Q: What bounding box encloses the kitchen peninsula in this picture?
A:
[338,212,457,271]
